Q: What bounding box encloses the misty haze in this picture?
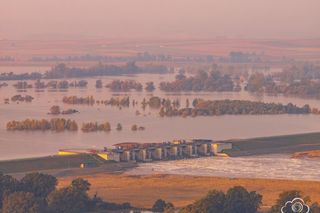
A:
[1,1,320,213]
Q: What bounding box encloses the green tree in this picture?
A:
[21,173,57,198]
[2,192,45,213]
[224,186,262,213]
[0,173,20,208]
[192,190,225,213]
[311,202,320,213]
[116,123,122,131]
[152,199,174,212]
[269,190,309,213]
[71,178,91,192]
[47,179,91,213]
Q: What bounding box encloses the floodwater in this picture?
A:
[1,67,320,160]
[125,155,320,181]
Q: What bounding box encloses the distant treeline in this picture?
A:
[29,51,269,64]
[31,52,173,62]
[159,99,314,117]
[0,62,168,81]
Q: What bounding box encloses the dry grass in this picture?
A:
[58,174,320,210]
[292,150,320,158]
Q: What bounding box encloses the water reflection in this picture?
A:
[0,73,320,159]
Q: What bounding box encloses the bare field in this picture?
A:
[1,38,320,64]
[58,173,320,210]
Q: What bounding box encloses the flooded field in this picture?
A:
[1,68,320,160]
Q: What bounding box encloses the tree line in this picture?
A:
[159,70,239,92]
[6,119,144,132]
[158,99,313,117]
[62,96,131,107]
[6,118,78,131]
[2,173,320,213]
[0,62,168,81]
[0,172,131,213]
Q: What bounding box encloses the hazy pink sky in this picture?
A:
[1,0,320,40]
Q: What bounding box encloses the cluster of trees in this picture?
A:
[49,106,79,115]
[95,80,103,88]
[11,80,88,90]
[102,97,130,107]
[13,81,32,89]
[0,83,8,88]
[2,172,320,213]
[176,187,320,213]
[0,62,168,81]
[97,79,156,92]
[63,96,131,107]
[159,99,312,117]
[274,64,320,82]
[246,65,320,99]
[179,186,262,213]
[145,96,180,109]
[159,71,238,92]
[145,81,156,92]
[131,124,145,131]
[6,118,128,133]
[35,80,88,89]
[81,122,111,132]
[11,95,34,102]
[81,122,125,132]
[62,96,95,105]
[0,172,131,213]
[0,72,42,81]
[6,118,78,131]
[152,199,175,213]
[105,80,143,91]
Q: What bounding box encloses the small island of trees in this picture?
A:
[6,118,78,131]
[159,70,239,92]
[81,121,111,132]
[158,99,313,117]
[63,96,95,105]
[246,64,320,99]
[105,80,143,92]
[63,96,131,108]
[11,95,34,102]
[0,82,8,88]
[49,106,79,115]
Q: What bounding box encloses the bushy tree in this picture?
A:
[192,190,226,213]
[179,186,261,213]
[20,173,57,198]
[311,202,320,213]
[47,178,91,213]
[2,192,45,213]
[152,199,174,212]
[0,173,20,208]
[269,191,309,213]
[224,186,262,213]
